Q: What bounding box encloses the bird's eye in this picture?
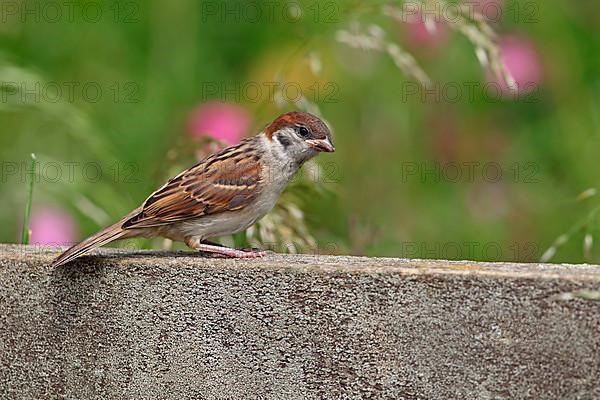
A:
[298,126,310,138]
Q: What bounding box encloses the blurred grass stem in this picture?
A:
[20,153,37,245]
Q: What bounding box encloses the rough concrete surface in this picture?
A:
[0,244,599,400]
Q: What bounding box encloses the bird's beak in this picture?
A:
[306,137,335,152]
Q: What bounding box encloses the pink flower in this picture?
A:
[494,36,543,95]
[187,102,251,145]
[403,14,448,48]
[29,206,78,246]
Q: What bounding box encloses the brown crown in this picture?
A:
[264,112,330,140]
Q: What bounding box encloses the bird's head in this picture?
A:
[265,111,334,163]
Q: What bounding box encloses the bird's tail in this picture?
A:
[51,220,128,267]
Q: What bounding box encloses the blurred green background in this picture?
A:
[1,0,599,263]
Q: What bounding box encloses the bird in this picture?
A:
[51,111,335,267]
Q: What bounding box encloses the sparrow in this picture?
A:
[52,111,334,267]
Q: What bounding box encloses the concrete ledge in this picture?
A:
[1,244,599,399]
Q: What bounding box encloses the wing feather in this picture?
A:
[122,141,263,229]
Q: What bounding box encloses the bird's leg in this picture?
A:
[202,239,264,253]
[185,237,267,258]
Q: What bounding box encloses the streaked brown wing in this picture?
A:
[122,145,262,228]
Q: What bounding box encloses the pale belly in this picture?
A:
[156,188,282,242]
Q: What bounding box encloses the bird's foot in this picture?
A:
[186,238,267,258]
